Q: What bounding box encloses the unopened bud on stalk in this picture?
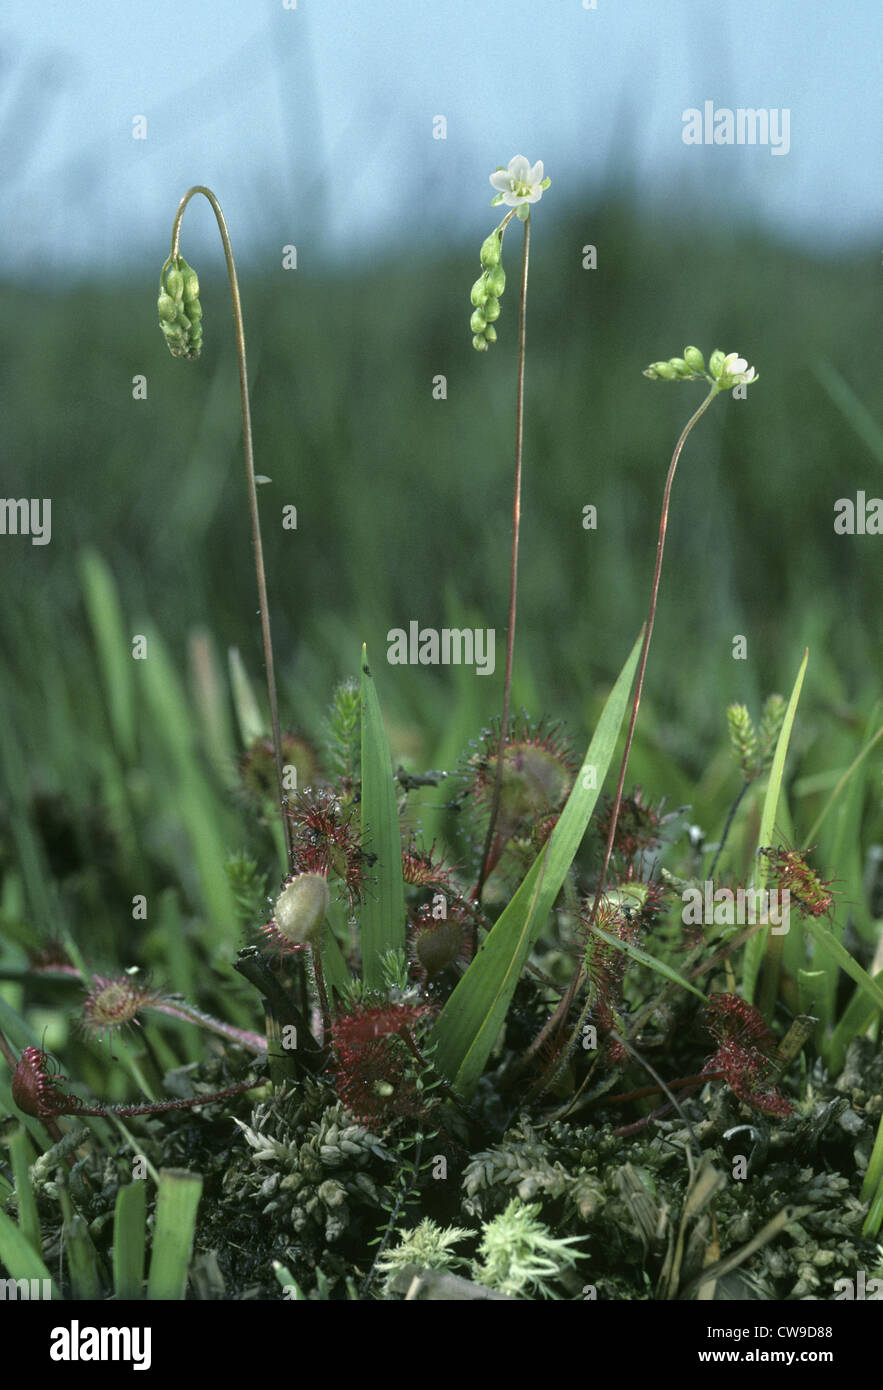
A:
[158,254,203,359]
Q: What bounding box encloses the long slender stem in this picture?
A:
[171,186,294,870]
[475,215,531,907]
[519,384,720,1094]
[708,779,750,880]
[57,1080,261,1120]
[310,943,331,1042]
[148,998,267,1054]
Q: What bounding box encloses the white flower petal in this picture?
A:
[526,160,544,185]
[507,154,530,182]
[489,171,511,192]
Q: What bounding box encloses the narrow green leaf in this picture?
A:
[228,646,266,746]
[587,923,706,1000]
[113,1181,147,1300]
[432,630,643,1095]
[797,969,827,1019]
[273,1259,305,1297]
[7,1128,41,1256]
[79,547,136,761]
[360,645,405,987]
[742,648,808,1002]
[802,917,883,1015]
[64,1212,103,1300]
[320,914,353,1002]
[860,1110,883,1204]
[146,1169,202,1300]
[0,1206,59,1295]
[803,719,883,849]
[861,1178,883,1238]
[827,966,883,1077]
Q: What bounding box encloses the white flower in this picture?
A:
[719,352,757,386]
[489,156,547,207]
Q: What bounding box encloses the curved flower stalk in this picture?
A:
[158,186,294,869]
[469,158,551,907]
[524,348,759,1093]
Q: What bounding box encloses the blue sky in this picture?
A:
[0,0,879,278]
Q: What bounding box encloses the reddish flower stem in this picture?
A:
[518,386,719,1097]
[474,214,531,919]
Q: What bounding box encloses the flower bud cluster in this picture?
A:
[158,254,203,359]
[643,346,757,389]
[470,230,506,350]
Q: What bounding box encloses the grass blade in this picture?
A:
[146,1169,202,1300]
[79,546,136,761]
[801,917,883,1015]
[827,967,883,1077]
[742,647,808,1003]
[7,1128,41,1256]
[113,1181,147,1300]
[0,1206,59,1296]
[432,630,643,1095]
[359,645,405,987]
[586,922,706,1000]
[803,717,883,849]
[64,1212,103,1300]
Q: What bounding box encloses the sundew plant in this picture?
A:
[1,161,882,1307]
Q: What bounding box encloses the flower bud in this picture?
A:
[165,267,184,300]
[708,349,726,379]
[473,334,489,351]
[479,232,502,268]
[415,919,464,979]
[158,255,203,359]
[470,276,489,307]
[668,357,688,376]
[483,297,501,323]
[683,345,705,372]
[483,324,497,343]
[485,263,505,297]
[470,307,487,333]
[651,361,678,380]
[272,872,330,947]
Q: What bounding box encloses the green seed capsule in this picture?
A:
[471,276,489,307]
[165,267,183,300]
[479,232,502,269]
[485,263,505,297]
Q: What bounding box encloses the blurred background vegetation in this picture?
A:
[1,190,881,1098]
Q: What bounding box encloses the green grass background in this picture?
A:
[0,194,880,1098]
